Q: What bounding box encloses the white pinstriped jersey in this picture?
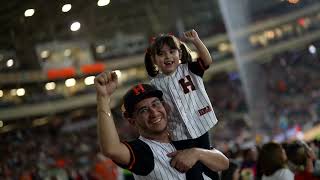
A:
[133,136,186,180]
[121,136,211,180]
[150,60,218,140]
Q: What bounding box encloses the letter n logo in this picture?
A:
[179,75,195,94]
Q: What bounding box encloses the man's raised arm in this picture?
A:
[95,71,131,165]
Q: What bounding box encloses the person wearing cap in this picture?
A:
[94,71,229,180]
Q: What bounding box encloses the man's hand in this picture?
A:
[94,71,118,97]
[183,29,200,43]
[167,148,199,173]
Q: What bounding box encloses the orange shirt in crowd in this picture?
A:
[94,159,118,180]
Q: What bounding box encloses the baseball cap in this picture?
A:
[123,83,163,116]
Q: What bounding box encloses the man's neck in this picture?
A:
[141,132,170,143]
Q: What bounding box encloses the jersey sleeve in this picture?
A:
[188,58,209,77]
[113,139,155,176]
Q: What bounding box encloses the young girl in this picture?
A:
[144,29,219,179]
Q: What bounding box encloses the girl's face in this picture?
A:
[153,44,180,75]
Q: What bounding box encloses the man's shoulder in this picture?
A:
[126,138,151,150]
[123,139,155,175]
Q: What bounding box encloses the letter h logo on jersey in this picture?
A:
[133,84,145,95]
[179,75,196,94]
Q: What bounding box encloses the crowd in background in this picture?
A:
[205,49,320,142]
[2,123,320,180]
[264,50,320,132]
[0,126,125,180]
[222,139,320,180]
[1,47,320,179]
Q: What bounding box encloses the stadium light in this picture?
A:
[308,44,317,54]
[24,9,35,17]
[84,76,95,85]
[62,4,72,12]
[45,82,56,90]
[41,50,50,59]
[70,22,81,32]
[97,0,110,7]
[16,88,25,96]
[65,78,76,87]
[6,59,14,67]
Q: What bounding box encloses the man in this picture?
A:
[95,71,229,180]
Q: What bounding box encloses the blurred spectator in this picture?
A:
[221,160,241,180]
[257,142,294,180]
[92,152,118,180]
[285,140,320,180]
[240,147,258,180]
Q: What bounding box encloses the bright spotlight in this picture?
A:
[309,45,317,54]
[41,50,50,59]
[64,49,72,56]
[16,88,25,96]
[6,59,14,67]
[45,82,56,90]
[97,0,110,7]
[24,9,35,17]
[70,22,81,31]
[62,4,72,12]
[65,78,76,87]
[96,45,106,53]
[84,76,95,85]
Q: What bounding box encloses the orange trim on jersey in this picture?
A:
[122,141,136,170]
[197,58,206,71]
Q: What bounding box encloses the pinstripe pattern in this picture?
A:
[133,136,186,180]
[127,137,213,180]
[150,63,218,141]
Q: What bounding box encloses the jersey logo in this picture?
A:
[179,75,195,94]
[133,84,145,95]
[198,106,212,116]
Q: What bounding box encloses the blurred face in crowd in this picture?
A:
[243,147,258,162]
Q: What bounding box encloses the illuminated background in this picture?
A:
[1,0,320,178]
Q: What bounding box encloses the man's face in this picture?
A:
[131,97,168,136]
